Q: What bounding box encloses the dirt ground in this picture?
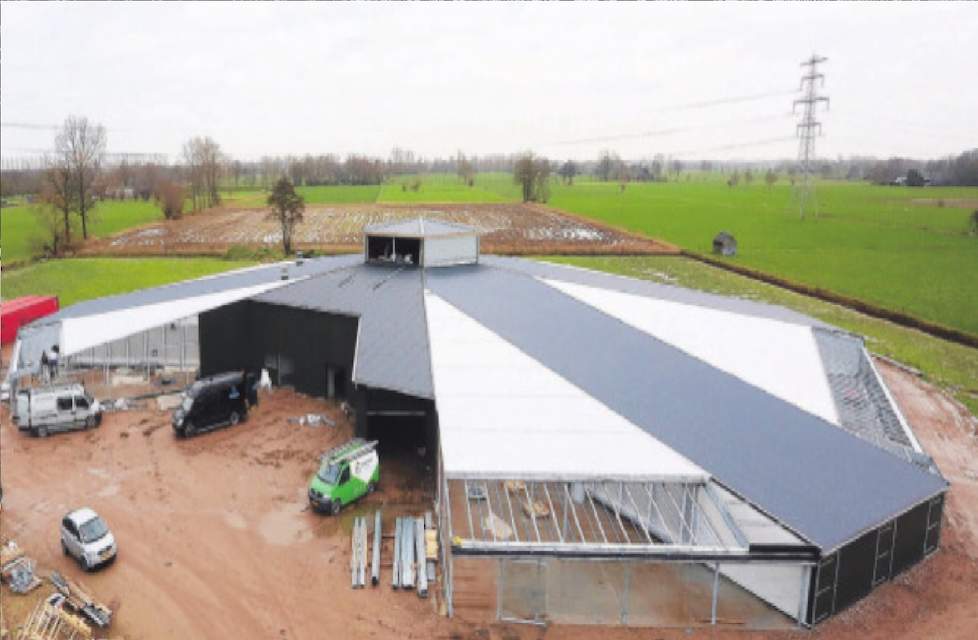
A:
[79,203,675,257]
[2,360,976,639]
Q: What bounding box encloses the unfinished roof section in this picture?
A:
[364,218,480,268]
[426,264,947,551]
[253,264,433,399]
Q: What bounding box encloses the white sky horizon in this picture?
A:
[2,2,975,164]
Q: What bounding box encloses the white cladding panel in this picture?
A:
[59,281,288,356]
[544,279,839,426]
[720,563,807,620]
[423,235,478,267]
[425,291,707,482]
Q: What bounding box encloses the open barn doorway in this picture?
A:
[366,412,436,497]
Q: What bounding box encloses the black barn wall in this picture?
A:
[199,301,358,399]
[807,491,945,625]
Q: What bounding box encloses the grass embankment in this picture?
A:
[544,255,978,417]
[0,257,254,307]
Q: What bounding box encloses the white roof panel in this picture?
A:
[60,281,287,356]
[543,278,839,426]
[425,291,707,482]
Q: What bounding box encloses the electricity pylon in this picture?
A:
[793,54,829,219]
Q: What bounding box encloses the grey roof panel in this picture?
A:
[482,255,829,328]
[426,263,947,550]
[254,264,433,399]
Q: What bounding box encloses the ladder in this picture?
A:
[321,438,378,465]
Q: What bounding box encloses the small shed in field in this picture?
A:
[713,231,738,256]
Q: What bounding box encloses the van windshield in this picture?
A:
[79,516,109,543]
[317,462,341,485]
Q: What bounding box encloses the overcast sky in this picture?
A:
[2,2,976,163]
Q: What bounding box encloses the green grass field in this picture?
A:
[4,174,976,336]
[1,200,163,264]
[544,255,978,417]
[541,179,978,336]
[1,257,255,308]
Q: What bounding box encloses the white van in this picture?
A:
[14,383,103,437]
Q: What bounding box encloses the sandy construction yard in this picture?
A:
[1,360,977,640]
[80,203,675,257]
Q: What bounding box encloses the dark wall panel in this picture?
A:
[834,529,877,612]
[892,501,929,576]
[199,301,255,376]
[200,301,358,400]
[248,303,358,399]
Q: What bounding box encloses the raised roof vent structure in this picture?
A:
[363,218,480,268]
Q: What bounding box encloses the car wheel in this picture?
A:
[37,426,49,438]
[184,421,195,436]
[367,482,377,494]
[229,411,240,426]
[85,415,97,429]
[330,500,341,516]
[61,540,69,556]
[80,555,91,571]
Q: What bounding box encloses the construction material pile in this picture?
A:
[1,541,42,594]
[351,511,438,598]
[48,571,113,629]
[17,594,93,640]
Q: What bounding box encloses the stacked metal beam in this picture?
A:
[415,517,428,598]
[399,516,415,589]
[350,516,368,588]
[371,510,382,586]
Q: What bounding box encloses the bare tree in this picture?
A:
[513,152,551,203]
[30,201,70,258]
[55,116,107,239]
[456,151,476,186]
[596,150,620,182]
[40,157,75,246]
[183,136,224,211]
[267,177,305,254]
[558,160,578,185]
[765,169,778,189]
[155,180,186,220]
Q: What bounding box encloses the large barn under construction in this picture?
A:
[7,219,947,629]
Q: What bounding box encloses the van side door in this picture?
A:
[200,388,220,426]
[74,395,91,425]
[55,396,75,432]
[337,465,352,504]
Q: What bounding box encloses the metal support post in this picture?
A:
[711,562,720,625]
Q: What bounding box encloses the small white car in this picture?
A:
[60,508,117,571]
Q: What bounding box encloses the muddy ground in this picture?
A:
[1,361,976,639]
[80,203,675,257]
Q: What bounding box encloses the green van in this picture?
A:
[308,438,379,515]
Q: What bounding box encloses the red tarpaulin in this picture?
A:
[1,296,59,345]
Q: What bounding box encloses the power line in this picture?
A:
[0,122,60,131]
[547,112,795,147]
[792,54,829,219]
[537,88,796,148]
[666,136,797,158]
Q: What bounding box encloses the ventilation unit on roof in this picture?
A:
[363,218,481,268]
